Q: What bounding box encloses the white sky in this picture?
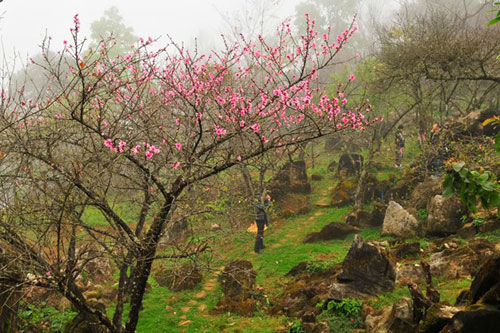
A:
[0,0,398,62]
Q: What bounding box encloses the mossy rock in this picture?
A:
[154,263,202,292]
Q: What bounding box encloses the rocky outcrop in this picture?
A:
[365,298,416,333]
[303,222,360,243]
[391,242,421,260]
[213,260,258,316]
[336,235,396,296]
[407,176,442,210]
[276,193,311,218]
[425,195,464,236]
[429,238,495,280]
[154,263,202,291]
[346,202,387,228]
[331,179,356,207]
[269,161,311,201]
[382,201,420,238]
[337,153,363,176]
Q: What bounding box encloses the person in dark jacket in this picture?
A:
[253,192,271,253]
[394,125,405,168]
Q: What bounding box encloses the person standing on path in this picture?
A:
[394,125,405,168]
[253,192,271,254]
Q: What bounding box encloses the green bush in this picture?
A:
[318,299,364,332]
[288,319,306,333]
[417,208,428,221]
[18,303,76,333]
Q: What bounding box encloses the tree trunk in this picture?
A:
[124,196,175,332]
[353,133,380,211]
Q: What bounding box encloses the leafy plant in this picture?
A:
[417,208,428,221]
[318,299,364,332]
[326,298,363,317]
[443,161,500,217]
[482,117,500,153]
[18,303,76,333]
[472,217,485,227]
[489,2,500,25]
[288,319,306,333]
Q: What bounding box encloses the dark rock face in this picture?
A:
[270,161,311,201]
[337,153,364,176]
[337,235,396,295]
[365,297,416,333]
[407,176,442,210]
[443,306,500,333]
[213,260,258,316]
[420,304,460,333]
[468,253,500,304]
[311,173,324,181]
[425,195,464,236]
[154,263,202,291]
[303,222,360,243]
[346,202,387,228]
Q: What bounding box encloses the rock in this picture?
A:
[396,264,426,286]
[346,202,387,228]
[210,222,221,231]
[442,306,500,333]
[365,298,416,333]
[302,321,329,333]
[337,235,396,295]
[381,201,420,238]
[311,173,324,181]
[154,263,202,291]
[212,260,258,316]
[219,260,256,299]
[276,193,311,218]
[407,176,442,210]
[391,242,421,260]
[303,222,360,243]
[386,168,424,202]
[64,304,109,333]
[362,174,389,203]
[468,253,500,305]
[270,161,311,201]
[420,304,460,333]
[453,108,500,137]
[456,223,477,239]
[331,179,356,207]
[429,239,495,280]
[478,219,500,233]
[337,153,363,176]
[425,195,464,236]
[328,282,371,300]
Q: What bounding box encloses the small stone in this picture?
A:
[180,307,190,313]
[195,291,207,298]
[178,320,192,326]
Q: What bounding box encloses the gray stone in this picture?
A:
[382,201,420,238]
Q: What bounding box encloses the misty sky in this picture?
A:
[0,0,398,62]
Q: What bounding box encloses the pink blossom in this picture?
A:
[175,142,182,150]
[349,75,355,81]
[133,145,141,155]
[145,151,153,160]
[172,162,180,169]
[237,155,242,161]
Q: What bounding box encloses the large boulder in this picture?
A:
[337,153,363,176]
[452,108,500,137]
[276,193,311,218]
[64,303,109,333]
[346,202,387,228]
[154,263,202,291]
[420,304,461,333]
[381,201,421,238]
[468,253,500,305]
[407,176,442,210]
[365,298,416,333]
[425,195,464,236]
[269,161,311,200]
[303,222,360,243]
[331,179,356,207]
[429,239,495,280]
[337,235,396,295]
[213,260,258,316]
[442,306,500,333]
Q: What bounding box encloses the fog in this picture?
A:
[0,0,399,63]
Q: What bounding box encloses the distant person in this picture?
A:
[394,125,405,168]
[253,192,271,254]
